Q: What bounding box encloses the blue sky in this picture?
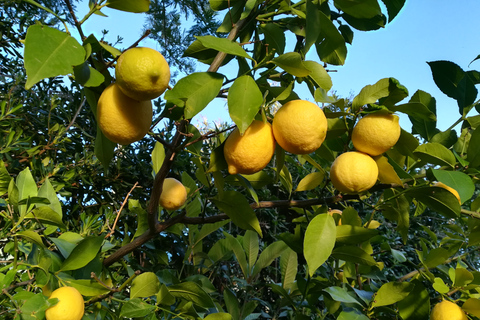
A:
[76,1,480,132]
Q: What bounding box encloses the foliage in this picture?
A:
[2,0,480,320]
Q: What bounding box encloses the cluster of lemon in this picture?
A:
[97,47,170,145]
[224,100,328,175]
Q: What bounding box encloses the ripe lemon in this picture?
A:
[431,300,467,320]
[224,120,276,175]
[97,83,153,145]
[45,286,84,320]
[330,151,378,194]
[433,182,461,204]
[351,113,401,156]
[272,100,328,154]
[115,47,170,101]
[159,178,188,211]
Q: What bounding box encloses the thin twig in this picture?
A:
[103,29,152,70]
[63,96,86,136]
[105,182,139,239]
[184,125,236,147]
[63,0,84,39]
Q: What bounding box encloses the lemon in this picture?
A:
[224,120,276,175]
[159,178,188,211]
[115,47,170,101]
[433,182,461,204]
[97,83,153,145]
[351,113,401,156]
[431,300,467,320]
[45,286,84,320]
[272,100,328,154]
[330,151,378,194]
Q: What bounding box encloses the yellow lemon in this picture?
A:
[97,83,152,145]
[431,300,467,320]
[115,47,170,101]
[272,100,328,154]
[433,182,461,204]
[159,178,188,211]
[330,151,378,194]
[224,120,276,175]
[351,113,401,156]
[45,286,84,320]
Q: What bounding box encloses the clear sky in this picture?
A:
[75,1,480,132]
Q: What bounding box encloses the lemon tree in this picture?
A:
[2,1,480,320]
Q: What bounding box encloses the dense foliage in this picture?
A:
[2,1,480,320]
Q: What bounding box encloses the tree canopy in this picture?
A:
[2,1,480,320]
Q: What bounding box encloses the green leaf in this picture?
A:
[0,160,11,196]
[323,286,363,306]
[315,11,347,65]
[303,60,333,91]
[224,232,249,278]
[152,141,165,174]
[130,272,161,299]
[196,35,252,60]
[243,230,259,270]
[413,142,456,168]
[341,12,386,31]
[106,0,150,13]
[304,214,336,276]
[467,126,480,167]
[332,246,377,266]
[24,25,85,89]
[295,171,325,192]
[194,220,229,247]
[280,248,298,291]
[454,268,474,287]
[390,102,436,121]
[25,207,64,228]
[228,76,263,134]
[165,72,224,119]
[407,90,438,141]
[204,313,233,320]
[73,62,104,87]
[16,230,44,247]
[16,167,38,218]
[398,280,430,320]
[408,186,460,218]
[334,0,382,19]
[337,310,370,320]
[380,0,406,22]
[260,23,286,55]
[432,277,449,294]
[64,279,110,296]
[119,298,155,318]
[371,282,414,307]
[95,124,116,170]
[251,240,288,277]
[352,78,391,110]
[38,178,62,215]
[305,0,322,52]
[60,235,104,271]
[430,169,474,204]
[428,60,477,114]
[209,0,242,11]
[462,298,480,318]
[168,282,215,308]
[157,283,175,305]
[335,225,378,244]
[212,191,262,236]
[272,52,311,77]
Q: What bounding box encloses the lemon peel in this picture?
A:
[97,83,152,145]
[116,47,170,101]
[272,100,328,154]
[330,151,378,194]
[224,120,276,175]
[351,113,401,156]
[159,178,188,211]
[45,286,84,320]
[430,300,467,320]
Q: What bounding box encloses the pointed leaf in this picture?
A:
[251,241,288,277]
[371,282,414,307]
[165,72,224,119]
[304,60,333,91]
[315,11,347,65]
[334,0,382,19]
[430,169,475,204]
[152,141,165,174]
[106,0,150,13]
[280,248,298,291]
[196,35,252,60]
[60,235,104,271]
[212,191,262,236]
[224,232,249,278]
[260,23,286,55]
[24,25,85,89]
[16,231,44,247]
[407,186,460,218]
[398,280,430,320]
[462,298,480,318]
[335,225,378,244]
[243,230,259,270]
[413,142,456,168]
[373,155,403,185]
[228,76,263,134]
[467,126,480,167]
[168,282,215,308]
[323,286,363,306]
[295,171,325,192]
[304,214,336,276]
[204,313,233,320]
[120,298,155,318]
[332,246,376,266]
[131,272,161,299]
[352,78,391,110]
[272,52,311,77]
